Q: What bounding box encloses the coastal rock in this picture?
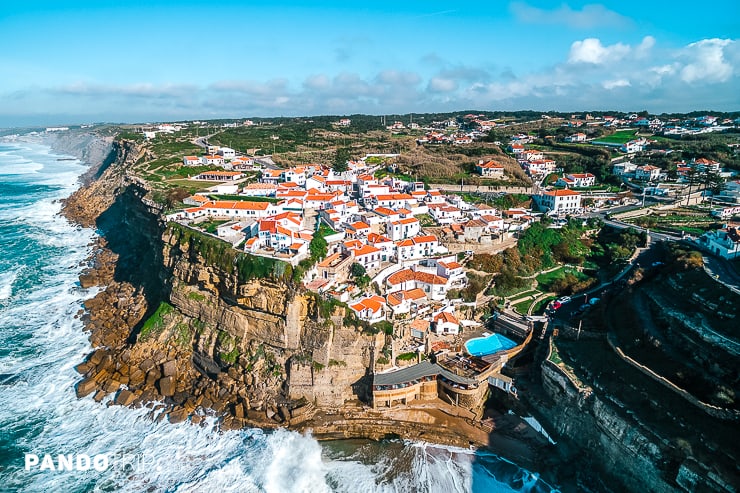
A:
[161,360,177,377]
[115,389,136,406]
[76,378,98,398]
[158,376,175,397]
[167,408,188,424]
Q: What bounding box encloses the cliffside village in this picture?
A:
[161,119,739,412]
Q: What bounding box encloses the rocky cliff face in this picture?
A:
[535,361,738,492]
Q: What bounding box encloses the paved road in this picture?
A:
[702,255,740,294]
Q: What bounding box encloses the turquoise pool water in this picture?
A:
[465,333,518,357]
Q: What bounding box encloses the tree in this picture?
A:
[333,147,351,173]
[350,262,371,289]
[703,171,726,205]
[350,262,367,278]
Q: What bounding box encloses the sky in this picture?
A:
[1,0,739,126]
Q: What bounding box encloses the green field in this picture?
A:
[591,130,637,145]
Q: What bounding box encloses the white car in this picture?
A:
[558,296,572,304]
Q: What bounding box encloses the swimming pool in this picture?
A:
[465,333,518,357]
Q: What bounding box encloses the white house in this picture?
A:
[183,156,201,166]
[281,167,307,186]
[350,244,382,270]
[428,204,463,224]
[522,150,544,161]
[386,268,449,301]
[526,159,557,175]
[201,155,225,166]
[635,165,661,181]
[612,161,637,176]
[564,133,587,143]
[476,160,505,178]
[349,296,387,324]
[557,173,596,188]
[388,217,420,241]
[621,139,648,153]
[699,227,740,259]
[534,189,582,214]
[217,147,236,160]
[433,311,460,335]
[395,234,440,261]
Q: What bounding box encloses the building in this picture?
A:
[388,217,420,241]
[475,160,505,178]
[194,170,243,181]
[350,244,382,270]
[372,355,501,411]
[699,228,740,259]
[692,158,721,173]
[395,235,440,261]
[349,295,387,323]
[612,161,637,176]
[316,252,353,284]
[526,159,557,175]
[217,147,236,160]
[621,139,648,153]
[716,181,740,204]
[432,311,460,335]
[182,156,201,166]
[201,155,226,166]
[635,165,661,182]
[556,173,596,188]
[564,133,587,143]
[386,268,449,301]
[534,189,582,214]
[522,150,544,161]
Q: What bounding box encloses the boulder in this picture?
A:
[128,369,145,387]
[161,360,177,377]
[158,376,175,397]
[115,389,136,406]
[168,408,188,424]
[76,378,98,398]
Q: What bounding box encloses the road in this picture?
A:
[548,243,664,324]
[702,255,740,295]
[429,184,532,195]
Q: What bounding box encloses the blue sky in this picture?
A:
[1,1,738,126]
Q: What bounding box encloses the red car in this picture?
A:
[551,301,562,310]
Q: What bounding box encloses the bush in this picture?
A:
[139,302,174,340]
[396,352,417,362]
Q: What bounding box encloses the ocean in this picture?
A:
[0,135,556,492]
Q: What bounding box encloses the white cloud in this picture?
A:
[635,36,656,59]
[568,38,631,64]
[509,2,631,28]
[680,38,735,83]
[428,77,458,92]
[603,79,631,89]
